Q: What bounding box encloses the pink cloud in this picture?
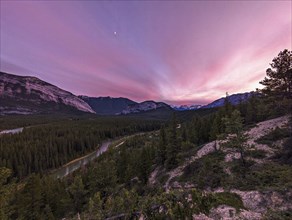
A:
[0,1,291,104]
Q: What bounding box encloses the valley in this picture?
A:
[0,127,23,135]
[53,132,148,179]
[53,141,112,179]
[0,71,255,117]
[0,0,291,218]
[1,95,291,219]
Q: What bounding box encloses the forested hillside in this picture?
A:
[0,49,291,219]
[0,117,161,179]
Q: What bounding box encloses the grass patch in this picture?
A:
[264,209,292,220]
[227,162,292,191]
[245,149,266,159]
[256,127,290,147]
[190,190,244,214]
[274,136,292,165]
[178,142,201,165]
[212,192,244,212]
[157,173,169,185]
[177,152,226,189]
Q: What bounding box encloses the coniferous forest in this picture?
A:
[0,50,292,219]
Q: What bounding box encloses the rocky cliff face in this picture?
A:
[171,104,202,111]
[121,101,171,114]
[0,71,95,115]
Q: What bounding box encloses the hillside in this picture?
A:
[202,92,256,109]
[0,72,258,116]
[1,100,291,219]
[0,71,95,115]
[148,116,291,219]
[79,96,137,115]
[63,114,291,220]
[0,48,290,219]
[121,100,171,114]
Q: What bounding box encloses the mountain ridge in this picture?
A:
[0,71,255,115]
[201,92,256,109]
[79,96,137,115]
[121,100,171,114]
[0,71,95,115]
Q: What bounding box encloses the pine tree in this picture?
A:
[0,168,14,220]
[223,92,233,117]
[140,147,152,184]
[181,125,187,142]
[260,49,292,116]
[165,114,180,169]
[260,49,292,99]
[88,160,117,196]
[209,113,222,150]
[223,110,248,167]
[210,114,221,139]
[68,175,87,212]
[18,174,43,220]
[88,192,103,220]
[157,126,167,165]
[43,205,55,220]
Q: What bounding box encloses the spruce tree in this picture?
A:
[165,113,179,169]
[260,49,292,116]
[223,110,248,167]
[157,126,167,165]
[260,49,292,99]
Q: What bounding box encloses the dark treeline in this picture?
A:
[0,114,74,131]
[1,94,291,219]
[0,117,161,179]
[0,132,161,219]
[157,91,288,170]
[0,49,291,220]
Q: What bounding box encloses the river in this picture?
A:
[0,127,24,135]
[53,141,112,178]
[52,132,146,178]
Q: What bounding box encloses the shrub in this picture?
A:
[178,152,226,189]
[245,149,266,159]
[212,192,244,212]
[228,162,292,191]
[256,127,290,147]
[263,209,292,220]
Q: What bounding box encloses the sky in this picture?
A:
[0,1,291,105]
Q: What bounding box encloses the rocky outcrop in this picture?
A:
[192,189,292,220]
[231,190,292,213]
[150,115,292,219]
[121,101,171,114]
[193,205,262,220]
[0,71,95,114]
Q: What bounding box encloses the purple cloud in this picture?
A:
[0,1,291,105]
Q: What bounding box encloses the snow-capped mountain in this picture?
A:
[201,92,256,109]
[171,92,256,111]
[0,71,258,116]
[171,104,202,111]
[121,101,171,114]
[79,96,137,115]
[0,71,95,115]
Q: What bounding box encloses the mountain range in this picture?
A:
[201,92,256,109]
[0,71,95,115]
[121,101,172,114]
[171,104,202,111]
[79,96,136,115]
[0,71,255,115]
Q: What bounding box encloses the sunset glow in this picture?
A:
[0,1,291,104]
